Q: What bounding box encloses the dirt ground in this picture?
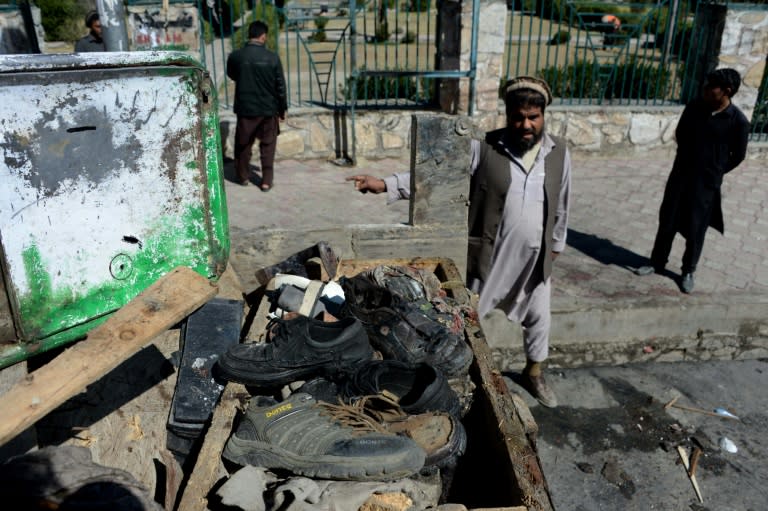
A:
[506,359,768,511]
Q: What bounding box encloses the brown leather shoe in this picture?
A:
[522,371,558,408]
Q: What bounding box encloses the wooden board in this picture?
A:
[175,263,249,511]
[0,266,217,447]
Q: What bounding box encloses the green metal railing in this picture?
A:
[504,0,698,106]
[180,0,461,111]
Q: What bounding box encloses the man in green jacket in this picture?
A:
[227,21,287,191]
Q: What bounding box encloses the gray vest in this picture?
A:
[467,129,566,283]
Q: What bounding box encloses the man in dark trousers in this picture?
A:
[74,11,106,52]
[227,20,287,191]
[635,68,750,293]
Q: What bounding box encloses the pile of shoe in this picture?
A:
[215,265,476,501]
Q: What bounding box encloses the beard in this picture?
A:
[509,128,543,153]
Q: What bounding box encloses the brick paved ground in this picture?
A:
[225,155,768,301]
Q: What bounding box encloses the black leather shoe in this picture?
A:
[681,272,695,294]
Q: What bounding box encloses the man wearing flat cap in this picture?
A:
[347,76,572,408]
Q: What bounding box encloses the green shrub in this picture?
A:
[546,30,571,46]
[539,59,602,98]
[402,30,416,44]
[407,0,431,13]
[35,0,86,42]
[539,57,675,100]
[308,15,329,42]
[231,5,280,51]
[341,68,434,103]
[606,59,674,100]
[374,20,390,42]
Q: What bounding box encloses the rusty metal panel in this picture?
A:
[0,52,229,368]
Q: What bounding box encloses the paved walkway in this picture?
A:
[224,155,767,294]
[223,154,768,359]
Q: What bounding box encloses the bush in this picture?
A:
[231,5,280,51]
[539,57,675,100]
[308,15,329,42]
[407,0,431,12]
[540,59,601,98]
[546,30,571,46]
[341,68,434,103]
[606,59,674,100]
[35,0,86,42]
[402,30,416,44]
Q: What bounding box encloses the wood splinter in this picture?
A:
[677,446,704,503]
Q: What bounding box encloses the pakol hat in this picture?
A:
[503,76,553,106]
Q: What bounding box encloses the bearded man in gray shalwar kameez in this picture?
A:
[346,77,572,408]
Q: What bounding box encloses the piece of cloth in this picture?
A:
[0,445,162,511]
[234,115,279,186]
[218,470,440,511]
[217,465,278,511]
[74,32,106,52]
[649,97,749,272]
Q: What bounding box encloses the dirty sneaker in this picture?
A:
[341,360,462,418]
[216,316,373,387]
[522,370,558,408]
[339,276,473,378]
[330,393,466,471]
[222,393,425,481]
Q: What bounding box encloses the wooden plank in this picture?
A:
[0,266,216,447]
[175,381,248,511]
[175,264,248,511]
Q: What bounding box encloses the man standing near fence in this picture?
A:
[634,68,750,293]
[227,20,287,192]
[347,77,572,408]
[74,11,106,52]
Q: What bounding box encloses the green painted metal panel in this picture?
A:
[0,52,229,369]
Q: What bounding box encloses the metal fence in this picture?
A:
[125,1,766,140]
[503,0,700,106]
[182,0,463,111]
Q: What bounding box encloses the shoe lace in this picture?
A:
[318,391,408,434]
[317,400,387,434]
[264,317,301,344]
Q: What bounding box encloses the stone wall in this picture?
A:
[220,103,768,163]
[718,3,768,120]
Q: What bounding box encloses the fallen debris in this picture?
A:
[0,266,216,447]
[663,397,740,420]
[677,445,704,503]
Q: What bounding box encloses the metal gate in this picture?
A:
[193,0,478,162]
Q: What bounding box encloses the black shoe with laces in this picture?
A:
[339,276,473,378]
[216,315,373,387]
[341,360,462,418]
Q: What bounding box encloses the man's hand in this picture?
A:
[345,175,386,194]
[551,251,560,261]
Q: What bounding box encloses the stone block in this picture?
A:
[565,117,600,148]
[309,122,331,152]
[628,114,660,145]
[411,114,472,230]
[380,132,403,149]
[276,130,305,157]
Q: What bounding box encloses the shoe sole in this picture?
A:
[216,357,367,387]
[223,435,424,481]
